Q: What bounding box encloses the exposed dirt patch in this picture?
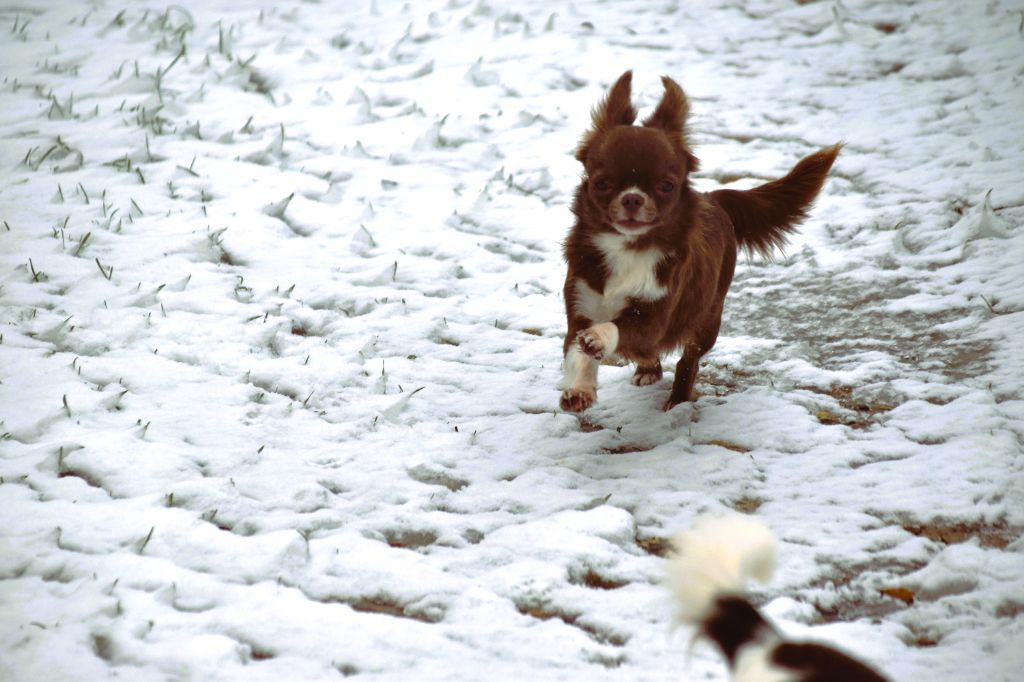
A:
[878,587,915,605]
[800,384,896,429]
[701,439,752,453]
[808,556,929,624]
[58,466,106,491]
[808,518,1019,626]
[381,528,439,550]
[865,512,1020,549]
[601,443,654,455]
[814,595,908,624]
[903,625,941,648]
[349,596,443,623]
[517,603,628,647]
[698,363,760,396]
[334,662,360,677]
[724,266,994,387]
[995,600,1024,619]
[518,604,575,624]
[848,451,911,470]
[730,496,763,513]
[575,621,628,647]
[462,528,485,544]
[407,465,469,492]
[570,568,629,590]
[91,633,115,661]
[899,519,1018,549]
[245,643,275,661]
[636,535,670,557]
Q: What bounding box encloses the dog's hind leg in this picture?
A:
[665,344,701,410]
[632,359,663,386]
[665,312,725,409]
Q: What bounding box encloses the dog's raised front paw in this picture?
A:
[560,388,596,413]
[576,329,606,360]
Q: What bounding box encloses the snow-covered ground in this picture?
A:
[1,1,1022,680]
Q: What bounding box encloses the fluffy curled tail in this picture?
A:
[665,513,777,626]
[666,514,890,681]
[710,144,841,257]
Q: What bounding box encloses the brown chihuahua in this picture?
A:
[560,71,839,412]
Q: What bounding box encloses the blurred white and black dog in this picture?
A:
[665,514,890,682]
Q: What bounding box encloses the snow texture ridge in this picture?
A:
[1,1,1022,680]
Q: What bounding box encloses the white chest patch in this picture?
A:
[574,232,667,323]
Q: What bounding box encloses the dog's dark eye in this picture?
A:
[657,180,676,194]
[593,178,612,192]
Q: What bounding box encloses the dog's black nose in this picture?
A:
[621,192,644,213]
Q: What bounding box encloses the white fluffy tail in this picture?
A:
[665,513,778,625]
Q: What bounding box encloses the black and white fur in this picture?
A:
[666,514,890,682]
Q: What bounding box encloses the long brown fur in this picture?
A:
[559,71,839,412]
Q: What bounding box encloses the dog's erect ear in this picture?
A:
[593,71,638,129]
[643,76,689,131]
[643,76,700,171]
[575,71,638,163]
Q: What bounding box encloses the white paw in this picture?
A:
[576,322,619,360]
[560,388,596,413]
